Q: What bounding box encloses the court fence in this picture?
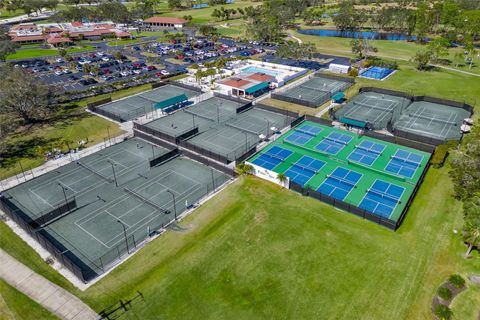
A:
[179,148,236,177]
[167,81,204,93]
[149,148,179,167]
[254,103,300,119]
[133,122,178,144]
[31,198,78,229]
[296,116,437,154]
[87,97,112,109]
[150,81,168,89]
[133,129,178,150]
[314,72,356,84]
[0,166,233,283]
[213,92,252,106]
[270,92,321,108]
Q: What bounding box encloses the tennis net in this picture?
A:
[355,144,382,155]
[264,151,289,162]
[225,122,261,135]
[353,101,395,112]
[410,113,457,125]
[296,127,319,137]
[326,174,356,188]
[391,155,420,167]
[325,136,348,145]
[124,187,170,214]
[76,161,114,183]
[367,188,400,203]
[292,162,318,175]
[184,108,216,122]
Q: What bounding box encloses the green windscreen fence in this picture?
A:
[340,117,367,128]
[245,82,269,94]
[154,94,188,110]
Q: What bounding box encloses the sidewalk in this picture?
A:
[0,249,97,320]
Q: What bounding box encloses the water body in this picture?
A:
[297,29,419,41]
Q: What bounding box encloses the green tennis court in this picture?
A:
[393,101,470,142]
[247,121,431,225]
[334,91,410,129]
[273,76,351,107]
[1,138,230,281]
[143,97,295,162]
[94,84,200,122]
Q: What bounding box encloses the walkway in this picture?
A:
[0,249,97,320]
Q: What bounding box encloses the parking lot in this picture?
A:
[7,36,345,93]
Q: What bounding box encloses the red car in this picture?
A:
[147,65,156,71]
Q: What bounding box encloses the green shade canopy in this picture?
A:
[339,117,367,128]
[331,92,345,102]
[154,94,188,110]
[245,82,269,94]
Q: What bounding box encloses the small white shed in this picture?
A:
[328,63,351,74]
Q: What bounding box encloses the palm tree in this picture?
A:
[463,222,480,258]
[277,173,287,188]
[462,196,480,258]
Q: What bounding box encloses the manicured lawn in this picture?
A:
[158,0,261,24]
[293,31,480,75]
[106,39,145,46]
[0,111,123,180]
[0,279,59,320]
[76,169,477,318]
[6,46,95,60]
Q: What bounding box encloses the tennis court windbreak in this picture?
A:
[245,82,269,94]
[154,94,188,110]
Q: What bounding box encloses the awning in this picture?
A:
[154,94,188,110]
[331,92,345,102]
[245,81,269,94]
[339,117,367,128]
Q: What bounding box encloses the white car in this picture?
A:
[54,70,63,76]
[120,70,130,76]
[97,52,104,56]
[55,58,63,63]
[101,57,110,62]
[133,69,141,74]
[160,70,170,76]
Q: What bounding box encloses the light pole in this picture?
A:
[264,118,270,138]
[166,190,177,220]
[58,183,70,212]
[117,220,129,254]
[107,160,118,187]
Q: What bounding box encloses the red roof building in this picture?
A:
[143,16,188,29]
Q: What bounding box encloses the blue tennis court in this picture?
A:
[348,140,386,166]
[285,131,314,146]
[296,124,323,137]
[315,132,353,155]
[284,156,325,186]
[359,180,405,218]
[252,146,293,170]
[317,167,362,201]
[385,149,423,179]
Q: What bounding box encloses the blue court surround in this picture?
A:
[284,156,326,186]
[296,124,323,137]
[317,167,362,201]
[252,146,293,170]
[348,140,386,166]
[385,149,423,179]
[359,179,405,218]
[315,132,353,155]
[284,131,314,146]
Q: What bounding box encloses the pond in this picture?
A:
[297,29,419,41]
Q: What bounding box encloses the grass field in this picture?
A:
[0,110,123,180]
[6,46,95,60]
[157,0,261,24]
[3,167,478,319]
[0,279,59,320]
[293,31,480,76]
